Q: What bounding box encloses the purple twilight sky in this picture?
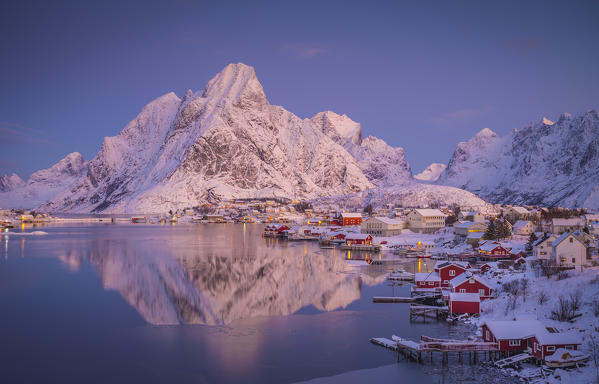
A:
[1,0,599,178]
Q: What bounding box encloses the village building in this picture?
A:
[504,206,531,222]
[434,261,470,287]
[453,221,487,237]
[482,320,582,359]
[479,262,498,273]
[466,231,486,247]
[344,233,372,246]
[477,241,512,260]
[406,209,446,233]
[532,235,557,261]
[551,231,589,268]
[551,217,585,234]
[448,273,493,299]
[448,292,480,315]
[457,211,486,223]
[339,212,363,226]
[512,220,534,236]
[414,272,441,290]
[360,217,404,236]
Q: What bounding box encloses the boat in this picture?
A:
[405,252,432,259]
[544,349,590,368]
[191,216,202,223]
[131,216,147,223]
[169,215,178,223]
[387,269,414,281]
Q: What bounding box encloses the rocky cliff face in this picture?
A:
[438,111,599,208]
[414,163,446,182]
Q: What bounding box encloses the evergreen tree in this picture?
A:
[583,225,590,234]
[497,219,512,239]
[363,204,373,215]
[525,232,538,255]
[484,220,497,240]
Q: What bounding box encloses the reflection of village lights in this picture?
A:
[418,258,421,273]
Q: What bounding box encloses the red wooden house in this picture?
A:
[414,272,441,289]
[434,261,470,287]
[449,292,480,315]
[340,213,363,226]
[344,233,372,245]
[482,320,582,359]
[477,241,512,259]
[479,262,498,273]
[449,273,493,299]
[528,332,582,360]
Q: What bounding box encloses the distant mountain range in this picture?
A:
[436,111,599,209]
[0,63,596,212]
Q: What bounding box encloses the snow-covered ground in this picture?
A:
[468,265,599,383]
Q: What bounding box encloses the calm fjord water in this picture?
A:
[0,223,478,383]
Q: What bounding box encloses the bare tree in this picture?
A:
[551,296,575,322]
[520,277,529,302]
[569,290,583,312]
[592,298,599,317]
[588,335,599,383]
[537,290,548,305]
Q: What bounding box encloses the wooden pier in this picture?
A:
[409,304,448,321]
[396,335,500,365]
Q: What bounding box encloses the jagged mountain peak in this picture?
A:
[474,127,497,139]
[310,110,362,148]
[414,163,446,182]
[0,173,25,192]
[201,62,266,107]
[542,117,555,125]
[30,152,87,180]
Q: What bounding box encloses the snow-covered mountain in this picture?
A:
[0,173,25,192]
[0,153,87,209]
[414,163,446,182]
[0,63,493,213]
[40,63,374,213]
[437,110,599,209]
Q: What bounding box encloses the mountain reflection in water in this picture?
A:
[53,223,386,325]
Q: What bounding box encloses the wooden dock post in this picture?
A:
[418,352,422,364]
[442,352,448,365]
[458,352,463,363]
[473,351,478,363]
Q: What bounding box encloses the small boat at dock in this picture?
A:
[544,349,590,368]
[131,216,147,223]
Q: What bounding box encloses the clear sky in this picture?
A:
[1,0,598,178]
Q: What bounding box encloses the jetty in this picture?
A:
[395,335,500,365]
[409,304,448,321]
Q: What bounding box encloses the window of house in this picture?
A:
[479,289,485,295]
[572,258,576,264]
[565,346,573,350]
[460,289,466,293]
[486,331,490,340]
[469,279,475,284]
[444,280,449,285]
[449,270,455,276]
[428,282,434,286]
[509,339,520,346]
[569,237,573,243]
[547,346,555,352]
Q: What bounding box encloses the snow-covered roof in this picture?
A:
[552,232,585,248]
[510,206,530,215]
[434,261,469,270]
[483,320,546,340]
[455,221,480,229]
[532,235,555,247]
[513,220,531,230]
[341,212,362,218]
[535,331,582,346]
[414,272,440,282]
[478,241,509,252]
[367,217,404,225]
[466,232,486,239]
[461,211,479,217]
[449,292,480,303]
[413,209,446,217]
[552,218,584,226]
[345,233,371,240]
[449,273,491,288]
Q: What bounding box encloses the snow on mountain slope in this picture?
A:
[0,173,25,192]
[414,163,446,182]
[311,111,412,186]
[41,63,373,213]
[438,111,599,208]
[0,153,87,209]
